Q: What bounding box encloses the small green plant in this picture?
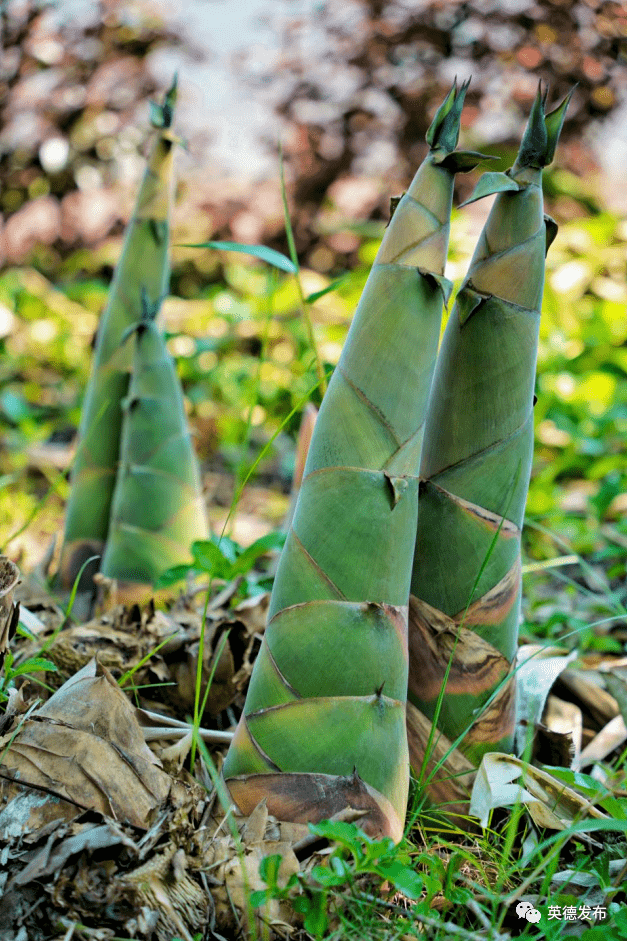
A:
[154,530,286,597]
[0,644,57,706]
[251,820,424,939]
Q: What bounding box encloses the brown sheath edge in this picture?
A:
[225,770,404,843]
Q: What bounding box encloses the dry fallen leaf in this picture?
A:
[41,600,175,683]
[469,752,608,832]
[166,592,269,715]
[42,591,269,718]
[514,644,578,755]
[203,799,301,938]
[557,669,620,727]
[576,714,627,768]
[0,556,20,674]
[536,695,583,767]
[120,845,210,941]
[0,658,172,828]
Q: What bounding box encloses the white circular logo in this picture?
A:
[516,901,541,923]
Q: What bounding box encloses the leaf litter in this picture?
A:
[1,553,627,939]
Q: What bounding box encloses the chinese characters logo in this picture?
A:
[515,901,608,924]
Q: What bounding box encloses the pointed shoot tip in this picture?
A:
[515,84,572,170]
[426,78,472,154]
[149,76,178,130]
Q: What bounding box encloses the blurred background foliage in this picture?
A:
[0,0,625,650]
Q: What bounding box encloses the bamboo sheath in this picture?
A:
[223,84,487,840]
[408,88,573,788]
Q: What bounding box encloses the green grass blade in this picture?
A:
[181,240,296,274]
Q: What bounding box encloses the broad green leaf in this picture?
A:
[154,564,194,588]
[459,171,520,207]
[309,819,371,849]
[259,853,282,889]
[361,836,395,864]
[250,890,271,908]
[230,530,286,577]
[191,539,233,576]
[290,896,309,914]
[10,657,58,677]
[302,892,328,939]
[16,624,37,642]
[208,534,240,564]
[597,796,627,820]
[330,856,351,879]
[181,240,297,274]
[376,859,423,899]
[310,864,345,889]
[541,766,611,797]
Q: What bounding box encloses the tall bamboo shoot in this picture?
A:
[59,80,178,588]
[408,87,572,781]
[100,296,208,588]
[223,83,488,840]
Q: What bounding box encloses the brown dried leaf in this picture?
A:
[603,671,627,726]
[470,753,608,833]
[0,787,77,844]
[0,683,34,736]
[537,695,583,768]
[576,714,627,768]
[557,669,619,727]
[205,799,300,938]
[168,593,269,715]
[234,590,270,635]
[515,644,578,754]
[43,590,268,720]
[13,819,137,887]
[0,659,172,828]
[120,846,210,941]
[43,600,176,684]
[0,556,20,673]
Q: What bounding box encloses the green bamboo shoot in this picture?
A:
[223,83,488,841]
[59,80,178,589]
[408,87,572,777]
[100,295,208,588]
